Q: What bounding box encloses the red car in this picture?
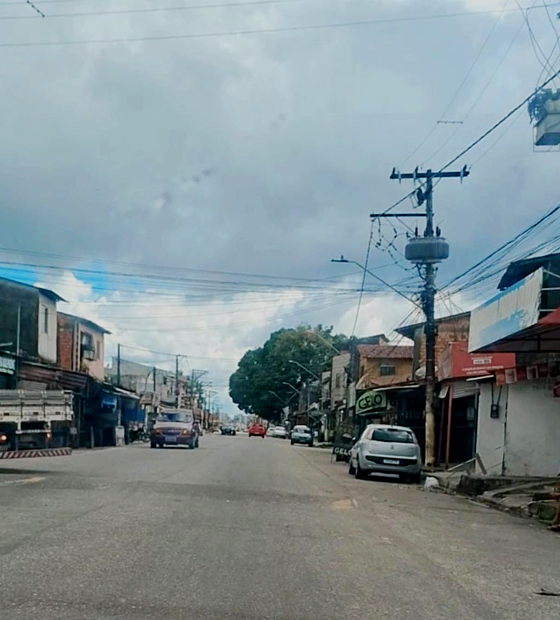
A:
[248,423,266,438]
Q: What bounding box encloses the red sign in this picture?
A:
[439,342,516,380]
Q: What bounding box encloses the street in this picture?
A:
[1,435,559,620]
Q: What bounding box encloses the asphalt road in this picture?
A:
[1,434,559,620]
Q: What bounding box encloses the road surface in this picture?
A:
[1,434,559,619]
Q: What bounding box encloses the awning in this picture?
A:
[472,306,560,353]
[371,384,420,392]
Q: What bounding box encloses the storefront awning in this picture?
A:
[471,305,560,353]
[371,384,420,392]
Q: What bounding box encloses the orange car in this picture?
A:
[248,423,266,438]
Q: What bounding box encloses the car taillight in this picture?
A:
[153,428,161,435]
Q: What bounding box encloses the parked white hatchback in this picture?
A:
[348,424,421,483]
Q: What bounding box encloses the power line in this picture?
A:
[400,0,511,167]
[1,4,560,47]
[350,221,374,337]
[0,0,357,19]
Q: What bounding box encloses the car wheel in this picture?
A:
[355,457,367,480]
[290,440,294,445]
[409,472,421,484]
[150,441,157,449]
[348,458,356,475]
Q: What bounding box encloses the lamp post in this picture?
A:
[287,359,320,381]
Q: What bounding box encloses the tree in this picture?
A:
[229,324,348,421]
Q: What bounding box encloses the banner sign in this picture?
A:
[332,423,355,459]
[356,389,387,415]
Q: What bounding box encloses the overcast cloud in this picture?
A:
[2,0,560,413]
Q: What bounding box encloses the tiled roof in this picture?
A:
[357,344,414,359]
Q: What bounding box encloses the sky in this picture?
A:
[1,0,560,414]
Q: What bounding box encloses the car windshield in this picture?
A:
[372,429,414,444]
[157,412,192,423]
[294,426,311,433]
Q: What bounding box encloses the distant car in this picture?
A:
[290,425,313,447]
[348,424,421,483]
[271,426,288,439]
[221,426,236,436]
[248,423,266,438]
[151,409,199,449]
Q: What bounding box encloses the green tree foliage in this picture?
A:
[229,325,348,421]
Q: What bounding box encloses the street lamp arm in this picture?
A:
[287,359,320,381]
[331,256,421,309]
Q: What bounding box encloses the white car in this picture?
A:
[348,424,421,483]
[271,426,288,439]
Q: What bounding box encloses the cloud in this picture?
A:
[3,0,559,413]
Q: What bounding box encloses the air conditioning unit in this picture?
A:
[83,349,95,361]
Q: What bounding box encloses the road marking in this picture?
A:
[0,476,45,487]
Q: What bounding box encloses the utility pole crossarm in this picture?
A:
[389,166,470,180]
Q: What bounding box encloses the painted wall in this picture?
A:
[476,383,507,475]
[505,381,560,476]
[37,293,57,363]
[359,355,412,388]
[477,380,560,476]
[330,352,350,406]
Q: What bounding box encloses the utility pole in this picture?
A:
[153,366,156,391]
[372,165,469,468]
[117,343,121,386]
[175,354,180,408]
[16,303,21,357]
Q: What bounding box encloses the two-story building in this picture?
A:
[57,313,110,382]
[0,276,63,364]
[356,344,414,389]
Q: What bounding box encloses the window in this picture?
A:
[335,375,341,388]
[43,306,49,334]
[372,428,414,444]
[380,364,396,376]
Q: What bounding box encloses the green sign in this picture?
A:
[356,390,387,415]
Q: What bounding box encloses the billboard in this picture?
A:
[468,268,543,353]
[439,342,515,379]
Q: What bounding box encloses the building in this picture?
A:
[356,344,413,390]
[0,276,63,364]
[57,313,110,382]
[109,358,178,407]
[469,256,560,477]
[395,311,471,380]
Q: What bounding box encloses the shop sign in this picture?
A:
[439,342,515,380]
[0,355,15,375]
[469,268,543,352]
[356,389,387,415]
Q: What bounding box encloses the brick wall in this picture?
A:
[414,315,470,373]
[57,314,75,372]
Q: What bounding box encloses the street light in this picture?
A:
[331,256,421,308]
[303,329,340,355]
[287,359,320,381]
[282,381,300,394]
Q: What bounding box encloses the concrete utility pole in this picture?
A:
[117,343,121,386]
[372,165,469,468]
[175,354,180,408]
